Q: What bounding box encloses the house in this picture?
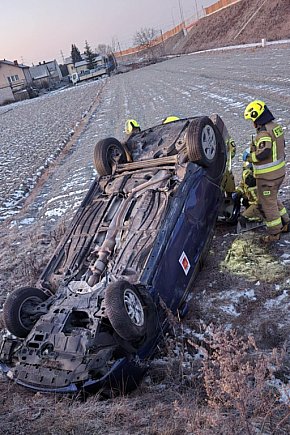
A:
[65,54,107,78]
[0,59,32,105]
[29,60,63,89]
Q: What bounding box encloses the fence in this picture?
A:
[114,23,186,58]
[204,0,242,15]
[114,0,242,58]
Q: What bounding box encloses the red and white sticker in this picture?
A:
[179,251,191,276]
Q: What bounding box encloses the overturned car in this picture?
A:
[0,115,231,394]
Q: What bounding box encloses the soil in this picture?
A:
[166,0,290,54]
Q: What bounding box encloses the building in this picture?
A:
[0,59,32,105]
[29,60,63,90]
[65,54,107,78]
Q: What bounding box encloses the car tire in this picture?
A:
[94,137,127,176]
[186,116,219,166]
[186,116,226,180]
[105,280,157,342]
[3,287,48,338]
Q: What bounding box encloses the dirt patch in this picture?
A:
[166,0,290,54]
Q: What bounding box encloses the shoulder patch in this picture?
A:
[273,125,283,138]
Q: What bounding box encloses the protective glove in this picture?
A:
[242,147,251,163]
[227,138,236,158]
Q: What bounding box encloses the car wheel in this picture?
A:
[186,116,226,180]
[186,116,219,166]
[3,287,48,338]
[105,281,157,342]
[94,137,127,176]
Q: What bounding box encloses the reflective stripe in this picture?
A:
[256,136,272,147]
[252,128,285,176]
[253,159,285,175]
[265,217,282,228]
[263,191,271,196]
[251,152,259,163]
[253,157,284,170]
[247,217,261,222]
[273,141,277,161]
[280,207,288,217]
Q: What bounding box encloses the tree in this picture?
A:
[84,40,95,70]
[133,27,158,60]
[97,44,112,55]
[59,64,69,77]
[111,37,119,54]
[71,44,82,65]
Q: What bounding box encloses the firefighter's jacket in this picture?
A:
[236,169,257,205]
[250,121,285,180]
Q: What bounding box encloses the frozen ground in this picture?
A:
[0,44,290,433]
[1,42,290,332]
[0,80,105,221]
[1,45,290,227]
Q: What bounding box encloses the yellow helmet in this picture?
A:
[125,119,140,135]
[162,116,180,124]
[244,100,266,121]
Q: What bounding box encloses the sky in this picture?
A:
[0,0,214,65]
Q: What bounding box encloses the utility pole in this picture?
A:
[60,50,65,64]
[194,0,199,19]
[117,40,123,60]
[160,29,166,56]
[178,0,187,35]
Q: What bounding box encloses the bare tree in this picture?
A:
[97,44,112,55]
[133,27,158,60]
[111,37,119,54]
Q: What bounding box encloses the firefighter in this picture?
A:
[244,100,290,242]
[123,119,141,162]
[124,119,141,136]
[236,153,262,227]
[221,137,236,196]
[162,116,180,124]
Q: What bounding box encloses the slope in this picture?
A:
[166,0,290,54]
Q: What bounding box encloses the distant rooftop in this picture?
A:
[0,59,29,68]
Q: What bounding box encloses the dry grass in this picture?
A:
[1,225,290,433]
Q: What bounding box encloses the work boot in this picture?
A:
[260,233,281,244]
[282,222,290,233]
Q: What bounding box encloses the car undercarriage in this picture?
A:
[0,115,234,394]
